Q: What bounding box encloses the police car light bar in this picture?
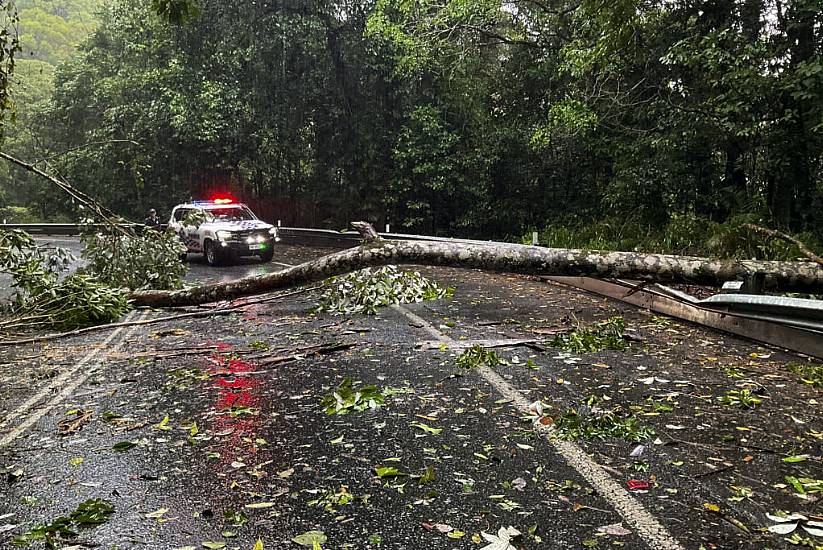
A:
[191,197,235,206]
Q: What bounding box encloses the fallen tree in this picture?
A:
[129,223,823,307]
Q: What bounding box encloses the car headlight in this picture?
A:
[216,230,232,241]
[268,228,277,236]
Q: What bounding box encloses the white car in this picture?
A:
[169,199,279,266]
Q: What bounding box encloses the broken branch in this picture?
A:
[130,223,823,307]
[743,223,823,267]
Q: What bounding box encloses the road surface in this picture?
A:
[0,240,821,549]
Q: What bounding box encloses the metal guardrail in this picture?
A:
[0,223,504,244]
[0,223,146,235]
[546,277,823,360]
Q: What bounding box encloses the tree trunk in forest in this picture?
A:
[129,225,823,307]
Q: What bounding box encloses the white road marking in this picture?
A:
[391,304,685,550]
[0,310,145,447]
[271,261,296,268]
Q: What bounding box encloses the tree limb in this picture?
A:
[0,151,135,237]
[129,223,823,308]
[743,223,823,267]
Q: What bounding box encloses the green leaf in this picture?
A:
[291,530,327,548]
[201,542,226,549]
[154,414,172,431]
[375,466,408,478]
[411,422,442,435]
[113,441,137,452]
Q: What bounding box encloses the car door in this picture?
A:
[172,208,203,253]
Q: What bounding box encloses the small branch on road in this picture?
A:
[0,286,319,346]
[210,342,357,376]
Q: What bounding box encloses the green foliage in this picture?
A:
[555,405,655,442]
[80,223,187,290]
[320,378,407,415]
[785,363,823,388]
[717,389,762,409]
[0,229,130,331]
[535,213,821,260]
[0,205,38,223]
[456,345,503,369]
[150,0,199,24]
[12,498,114,548]
[0,0,21,135]
[314,265,453,316]
[550,317,627,353]
[4,0,823,249]
[785,476,823,496]
[22,273,131,330]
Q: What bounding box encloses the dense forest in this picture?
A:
[0,0,821,256]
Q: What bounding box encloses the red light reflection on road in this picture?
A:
[202,342,270,475]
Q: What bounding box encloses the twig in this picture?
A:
[693,463,735,478]
[743,223,823,267]
[209,342,356,375]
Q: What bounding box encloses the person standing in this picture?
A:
[144,208,160,228]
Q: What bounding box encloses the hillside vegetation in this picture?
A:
[0,0,821,260]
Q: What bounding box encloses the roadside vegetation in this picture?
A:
[0,0,820,261]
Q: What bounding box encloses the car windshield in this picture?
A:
[204,206,254,222]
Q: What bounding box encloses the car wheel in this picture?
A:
[204,240,222,266]
[259,248,274,263]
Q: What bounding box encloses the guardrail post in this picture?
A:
[532,231,539,246]
[385,223,390,233]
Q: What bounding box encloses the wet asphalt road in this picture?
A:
[0,242,822,550]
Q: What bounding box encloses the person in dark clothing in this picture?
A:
[144,208,160,228]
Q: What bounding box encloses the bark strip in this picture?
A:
[130,236,823,307]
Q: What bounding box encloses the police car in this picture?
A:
[169,198,279,266]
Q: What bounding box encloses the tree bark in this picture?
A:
[129,235,823,307]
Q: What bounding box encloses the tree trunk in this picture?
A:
[129,236,823,307]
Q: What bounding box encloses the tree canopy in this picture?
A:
[1,0,821,257]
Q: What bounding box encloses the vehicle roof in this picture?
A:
[174,201,248,210]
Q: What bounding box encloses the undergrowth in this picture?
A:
[314,265,453,315]
[531,213,822,261]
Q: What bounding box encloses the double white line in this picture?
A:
[0,311,146,447]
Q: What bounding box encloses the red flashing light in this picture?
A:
[209,194,235,204]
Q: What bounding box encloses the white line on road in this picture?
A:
[391,304,685,550]
[0,310,145,447]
